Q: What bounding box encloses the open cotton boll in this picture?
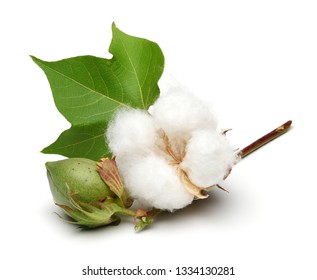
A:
[150,87,218,140]
[181,130,238,188]
[116,154,194,211]
[106,90,237,210]
[106,108,158,156]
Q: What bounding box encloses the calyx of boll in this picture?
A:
[96,158,133,208]
[46,158,132,228]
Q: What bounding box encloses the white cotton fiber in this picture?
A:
[181,130,237,188]
[106,86,238,211]
[150,87,218,140]
[106,108,158,156]
[116,154,194,211]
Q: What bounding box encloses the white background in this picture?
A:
[1,0,316,279]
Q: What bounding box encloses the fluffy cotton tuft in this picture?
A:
[116,154,193,211]
[106,87,237,211]
[106,108,157,156]
[150,87,217,140]
[181,130,238,187]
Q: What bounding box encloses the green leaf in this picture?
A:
[32,23,164,160]
[42,123,110,159]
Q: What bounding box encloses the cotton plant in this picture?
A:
[33,23,292,231]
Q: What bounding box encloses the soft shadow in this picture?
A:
[153,190,231,226]
[42,187,236,236]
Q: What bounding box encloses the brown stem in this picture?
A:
[239,120,292,159]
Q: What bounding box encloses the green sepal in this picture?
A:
[57,187,123,228]
[134,216,154,232]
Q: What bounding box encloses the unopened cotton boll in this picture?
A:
[181,130,238,188]
[150,87,218,140]
[106,108,158,156]
[116,154,194,211]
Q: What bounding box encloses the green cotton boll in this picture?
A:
[46,158,115,208]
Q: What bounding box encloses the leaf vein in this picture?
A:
[49,132,104,151]
[38,61,129,109]
[117,35,145,108]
